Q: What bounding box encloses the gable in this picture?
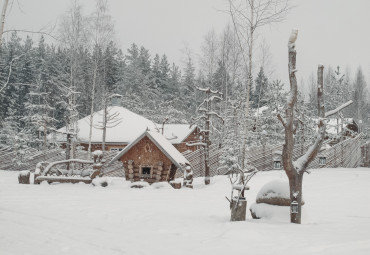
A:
[119,136,173,167]
[109,131,189,169]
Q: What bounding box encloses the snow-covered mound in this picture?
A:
[256,179,304,206]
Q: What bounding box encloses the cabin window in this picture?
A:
[141,166,152,179]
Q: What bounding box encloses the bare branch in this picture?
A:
[2,29,59,41]
[0,54,25,94]
[325,100,353,118]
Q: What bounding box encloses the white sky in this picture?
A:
[3,0,370,90]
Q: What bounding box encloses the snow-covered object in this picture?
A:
[92,150,103,157]
[150,182,172,189]
[18,170,30,184]
[92,177,109,187]
[256,180,304,206]
[109,131,189,169]
[92,177,130,188]
[130,181,150,189]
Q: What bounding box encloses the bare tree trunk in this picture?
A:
[241,0,254,169]
[102,98,107,152]
[204,90,211,185]
[278,30,327,224]
[288,173,303,223]
[87,62,98,158]
[0,0,9,47]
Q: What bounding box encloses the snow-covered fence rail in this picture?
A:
[182,144,221,178]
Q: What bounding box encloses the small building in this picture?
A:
[109,130,190,183]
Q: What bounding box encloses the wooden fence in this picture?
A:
[0,134,363,179]
[307,134,363,169]
[183,134,364,177]
[182,144,222,178]
[361,141,370,167]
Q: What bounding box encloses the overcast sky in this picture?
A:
[4,0,370,90]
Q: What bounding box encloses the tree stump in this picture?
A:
[230,197,247,221]
[18,171,30,184]
[170,182,181,189]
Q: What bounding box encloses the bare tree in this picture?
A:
[228,0,291,168]
[189,87,223,185]
[87,0,115,157]
[95,94,122,151]
[59,1,88,159]
[278,30,353,224]
[0,0,9,47]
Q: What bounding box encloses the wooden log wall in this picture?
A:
[119,136,174,183]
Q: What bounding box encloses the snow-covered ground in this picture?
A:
[1,168,370,255]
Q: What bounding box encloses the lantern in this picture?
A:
[274,160,281,169]
[291,201,299,214]
[319,156,326,166]
[273,150,282,169]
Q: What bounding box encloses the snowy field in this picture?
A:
[1,168,370,255]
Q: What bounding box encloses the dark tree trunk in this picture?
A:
[288,173,303,224]
[204,90,211,185]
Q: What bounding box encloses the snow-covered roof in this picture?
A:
[161,124,197,144]
[109,130,190,169]
[53,107,195,145]
[54,106,156,144]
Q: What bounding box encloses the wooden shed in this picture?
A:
[109,131,190,184]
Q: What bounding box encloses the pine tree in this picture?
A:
[252,67,268,108]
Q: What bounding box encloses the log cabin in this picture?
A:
[108,130,190,183]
